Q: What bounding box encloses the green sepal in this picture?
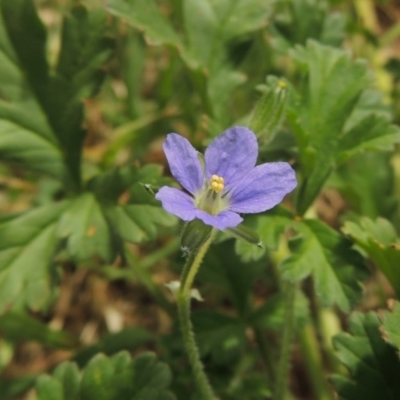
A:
[180,219,212,254]
[225,224,263,248]
[249,75,288,142]
[139,183,161,196]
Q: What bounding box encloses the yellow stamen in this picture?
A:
[209,175,224,193]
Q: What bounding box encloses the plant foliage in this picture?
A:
[1,0,400,399]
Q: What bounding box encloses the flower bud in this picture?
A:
[249,76,288,143]
[180,219,212,255]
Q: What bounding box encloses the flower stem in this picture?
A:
[253,325,275,383]
[298,322,335,400]
[273,282,296,400]
[177,229,217,400]
[317,306,344,375]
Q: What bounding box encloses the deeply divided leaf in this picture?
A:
[330,152,397,219]
[192,311,246,365]
[35,352,176,400]
[271,0,346,48]
[106,0,273,122]
[381,301,400,352]
[105,0,181,48]
[332,312,400,400]
[0,0,112,189]
[183,0,272,67]
[199,240,265,315]
[288,40,400,214]
[234,213,292,262]
[56,165,176,263]
[342,217,400,297]
[280,219,368,312]
[46,5,113,187]
[250,290,309,332]
[95,164,177,244]
[0,203,66,313]
[72,327,154,368]
[57,193,113,263]
[0,1,65,178]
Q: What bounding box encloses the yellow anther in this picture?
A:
[209,175,225,193]
[278,80,286,89]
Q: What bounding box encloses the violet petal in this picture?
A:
[155,187,198,221]
[228,162,297,213]
[204,126,258,190]
[163,133,204,195]
[195,210,243,230]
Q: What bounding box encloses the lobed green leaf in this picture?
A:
[381,301,400,352]
[234,213,293,262]
[199,240,265,315]
[72,327,154,368]
[330,152,397,219]
[249,290,309,332]
[46,5,113,187]
[105,0,182,48]
[192,311,246,365]
[0,203,66,313]
[99,164,177,244]
[57,193,113,263]
[106,0,273,122]
[35,351,176,400]
[342,217,400,297]
[271,0,345,49]
[288,40,400,214]
[280,219,368,312]
[57,164,176,263]
[0,1,65,179]
[332,312,400,400]
[0,1,112,189]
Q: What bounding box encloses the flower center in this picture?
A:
[209,175,224,193]
[195,174,229,215]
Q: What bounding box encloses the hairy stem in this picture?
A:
[177,229,217,400]
[273,282,296,400]
[317,306,344,375]
[299,322,335,400]
[253,326,275,383]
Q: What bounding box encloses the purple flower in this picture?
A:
[155,126,297,230]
